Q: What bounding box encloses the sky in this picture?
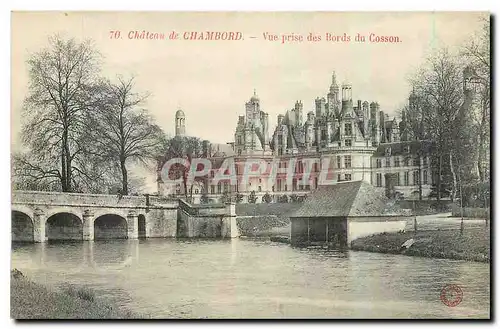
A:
[10,11,487,191]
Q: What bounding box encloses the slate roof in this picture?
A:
[291,180,408,218]
[210,143,236,157]
[372,140,433,157]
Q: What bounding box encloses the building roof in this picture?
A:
[373,140,433,157]
[210,143,235,157]
[291,181,408,218]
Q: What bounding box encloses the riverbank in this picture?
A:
[11,270,146,319]
[350,227,490,263]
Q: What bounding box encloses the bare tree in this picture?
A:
[462,19,491,182]
[398,93,429,201]
[409,48,471,201]
[12,152,62,191]
[19,35,102,192]
[88,76,164,195]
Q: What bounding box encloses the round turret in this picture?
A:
[175,109,186,137]
[175,109,185,118]
[250,89,259,102]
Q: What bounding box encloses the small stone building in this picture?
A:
[290,181,411,248]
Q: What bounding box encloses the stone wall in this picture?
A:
[290,218,308,245]
[147,208,178,238]
[177,210,223,238]
[236,215,290,236]
[13,190,147,207]
[12,190,177,211]
[177,202,238,238]
[347,217,408,244]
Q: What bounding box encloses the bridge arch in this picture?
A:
[94,213,128,240]
[138,214,147,239]
[11,205,34,220]
[11,210,34,243]
[90,209,129,223]
[44,208,83,224]
[45,212,83,242]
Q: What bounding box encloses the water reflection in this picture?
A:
[11,239,490,319]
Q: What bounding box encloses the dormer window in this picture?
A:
[385,147,392,156]
[345,123,352,136]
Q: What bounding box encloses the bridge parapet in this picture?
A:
[178,199,228,216]
[12,190,177,209]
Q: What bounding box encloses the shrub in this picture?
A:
[248,191,258,204]
[220,191,231,203]
[200,193,209,204]
[235,193,243,204]
[278,194,289,203]
[11,269,24,279]
[262,192,272,203]
[63,285,95,302]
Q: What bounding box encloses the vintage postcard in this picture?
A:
[10,11,490,319]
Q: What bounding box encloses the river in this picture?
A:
[11,239,490,319]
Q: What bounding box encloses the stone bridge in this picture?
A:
[11,190,238,243]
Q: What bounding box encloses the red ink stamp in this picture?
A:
[440,284,463,307]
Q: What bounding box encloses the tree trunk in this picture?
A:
[60,147,67,192]
[449,153,457,202]
[477,138,484,182]
[437,155,442,201]
[183,171,188,201]
[65,139,72,192]
[120,157,128,195]
[477,105,487,181]
[418,154,423,201]
[61,129,71,192]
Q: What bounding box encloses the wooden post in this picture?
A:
[325,219,329,244]
[307,218,310,244]
[413,200,418,233]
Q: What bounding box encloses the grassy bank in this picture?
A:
[11,270,145,319]
[350,228,490,263]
